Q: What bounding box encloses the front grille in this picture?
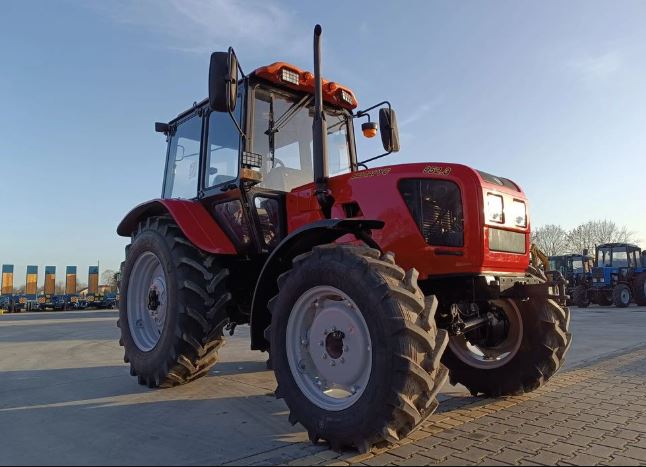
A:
[399,179,464,247]
[489,228,526,254]
[592,267,604,279]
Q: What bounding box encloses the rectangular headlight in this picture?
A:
[280,68,299,85]
[486,193,504,223]
[511,200,527,227]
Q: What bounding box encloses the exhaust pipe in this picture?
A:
[312,24,334,218]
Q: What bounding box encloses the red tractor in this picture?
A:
[117,25,571,451]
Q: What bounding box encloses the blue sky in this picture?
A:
[1,0,645,285]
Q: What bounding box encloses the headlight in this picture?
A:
[486,194,504,223]
[510,200,527,227]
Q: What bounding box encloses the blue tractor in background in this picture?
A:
[578,243,646,308]
[549,253,594,306]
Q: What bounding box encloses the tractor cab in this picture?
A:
[155,58,397,255]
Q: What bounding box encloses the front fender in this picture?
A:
[117,199,237,255]
[249,218,384,351]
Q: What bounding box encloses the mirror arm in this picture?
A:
[358,149,393,167]
[354,100,391,119]
[225,47,246,139]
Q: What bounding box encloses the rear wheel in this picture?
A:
[612,283,632,308]
[118,216,232,388]
[268,245,448,452]
[443,299,571,397]
[632,273,646,306]
[572,285,590,308]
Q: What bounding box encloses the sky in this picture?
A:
[1,0,645,286]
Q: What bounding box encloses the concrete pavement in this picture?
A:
[0,305,645,465]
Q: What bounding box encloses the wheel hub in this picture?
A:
[449,299,523,369]
[127,252,168,352]
[286,286,372,411]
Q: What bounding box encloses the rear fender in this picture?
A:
[117,199,237,254]
[249,219,384,351]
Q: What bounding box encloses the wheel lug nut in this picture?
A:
[330,360,336,367]
[340,357,345,364]
[322,353,328,360]
[343,345,349,352]
[319,341,324,346]
[301,339,309,347]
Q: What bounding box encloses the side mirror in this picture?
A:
[155,122,170,134]
[379,108,400,153]
[209,49,238,112]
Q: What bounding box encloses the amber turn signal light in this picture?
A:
[362,122,378,138]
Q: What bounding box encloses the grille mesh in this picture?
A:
[399,179,464,247]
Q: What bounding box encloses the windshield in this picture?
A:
[251,87,352,192]
[597,248,611,267]
[612,248,629,267]
[571,259,583,271]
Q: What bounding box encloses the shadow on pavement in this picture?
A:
[0,310,118,322]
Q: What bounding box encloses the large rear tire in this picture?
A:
[632,273,646,306]
[268,245,448,452]
[443,299,571,397]
[572,285,590,308]
[612,283,632,308]
[118,216,232,388]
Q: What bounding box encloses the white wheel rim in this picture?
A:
[449,299,523,370]
[127,252,168,352]
[286,286,372,412]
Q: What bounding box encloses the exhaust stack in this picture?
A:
[312,24,334,218]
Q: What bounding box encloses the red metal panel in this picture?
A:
[117,199,237,255]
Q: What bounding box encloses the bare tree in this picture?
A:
[567,220,637,254]
[101,270,118,291]
[531,224,569,256]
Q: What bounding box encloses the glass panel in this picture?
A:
[571,259,583,271]
[163,115,202,199]
[255,197,281,249]
[252,88,351,192]
[213,201,251,247]
[205,97,242,188]
[612,248,628,267]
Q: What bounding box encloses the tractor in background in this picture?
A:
[548,253,594,307]
[576,243,646,308]
[116,25,571,451]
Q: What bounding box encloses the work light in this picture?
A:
[340,89,354,106]
[280,68,300,85]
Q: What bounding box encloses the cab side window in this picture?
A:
[163,115,202,199]
[205,109,241,188]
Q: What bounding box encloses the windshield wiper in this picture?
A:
[265,94,312,136]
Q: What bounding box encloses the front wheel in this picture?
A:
[268,245,448,452]
[612,284,632,308]
[443,299,571,397]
